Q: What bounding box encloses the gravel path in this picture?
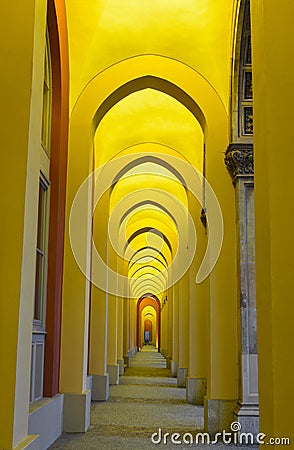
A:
[50,350,258,449]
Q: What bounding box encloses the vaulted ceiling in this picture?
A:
[66,0,236,300]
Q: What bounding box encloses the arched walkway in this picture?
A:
[50,357,258,449]
[137,296,161,350]
[61,52,237,436]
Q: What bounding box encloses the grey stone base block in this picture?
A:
[28,394,63,450]
[14,435,40,450]
[127,347,137,359]
[204,397,237,435]
[186,378,206,405]
[107,364,119,385]
[92,374,109,401]
[87,375,92,391]
[170,360,178,378]
[234,402,259,435]
[117,359,124,375]
[63,390,91,432]
[177,367,188,388]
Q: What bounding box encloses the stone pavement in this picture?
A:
[50,349,258,449]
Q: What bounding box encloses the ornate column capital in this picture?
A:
[224,143,254,183]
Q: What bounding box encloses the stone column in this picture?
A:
[170,283,179,377]
[187,280,208,404]
[167,288,173,368]
[89,286,109,401]
[225,143,259,434]
[117,297,124,375]
[107,293,119,385]
[123,297,130,365]
[160,295,168,357]
[128,298,137,357]
[89,192,110,401]
[106,241,119,385]
[187,205,208,405]
[177,271,190,388]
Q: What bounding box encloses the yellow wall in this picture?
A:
[251,0,294,440]
[0,0,48,447]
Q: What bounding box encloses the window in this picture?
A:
[239,0,253,136]
[34,177,49,327]
[41,31,52,154]
[31,176,49,403]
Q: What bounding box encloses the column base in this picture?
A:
[234,402,259,435]
[87,375,92,391]
[14,435,40,450]
[170,360,178,378]
[127,347,137,358]
[63,390,91,432]
[186,377,206,405]
[117,359,124,375]
[160,348,168,358]
[92,374,109,401]
[107,364,119,385]
[204,397,237,435]
[177,367,188,388]
[166,356,171,369]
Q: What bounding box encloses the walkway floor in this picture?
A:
[50,348,258,449]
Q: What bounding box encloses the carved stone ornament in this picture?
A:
[224,143,254,183]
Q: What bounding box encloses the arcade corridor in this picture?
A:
[1,1,294,449]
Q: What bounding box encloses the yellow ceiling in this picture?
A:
[66,0,235,111]
[94,89,203,169]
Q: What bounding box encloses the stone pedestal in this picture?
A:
[107,364,119,385]
[234,402,259,436]
[177,367,188,388]
[186,377,206,405]
[28,394,64,449]
[92,374,109,401]
[63,390,91,432]
[204,397,237,435]
[117,358,124,375]
[170,360,178,378]
[127,346,137,362]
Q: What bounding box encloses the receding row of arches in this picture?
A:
[48,0,255,442]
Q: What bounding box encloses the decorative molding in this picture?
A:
[243,106,253,134]
[225,143,254,183]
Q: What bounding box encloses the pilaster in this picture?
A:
[225,143,259,434]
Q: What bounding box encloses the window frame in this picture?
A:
[33,172,50,332]
[238,1,253,138]
[41,30,52,156]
